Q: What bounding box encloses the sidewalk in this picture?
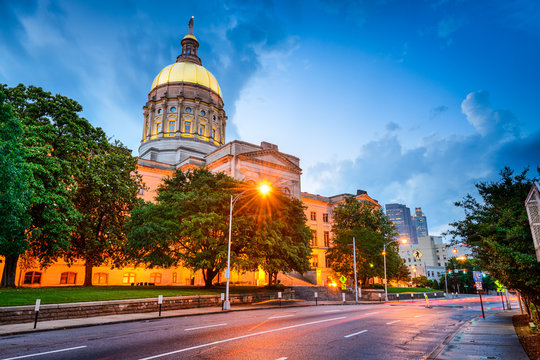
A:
[430,309,528,359]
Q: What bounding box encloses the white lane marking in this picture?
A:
[414,315,423,318]
[344,330,368,338]
[276,358,288,360]
[185,323,227,331]
[363,312,379,316]
[268,315,294,319]
[386,320,401,325]
[324,309,343,313]
[139,316,347,360]
[2,346,87,360]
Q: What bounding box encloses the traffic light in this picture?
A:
[448,269,452,275]
[452,248,457,254]
[382,250,387,256]
[462,269,468,274]
[482,273,486,278]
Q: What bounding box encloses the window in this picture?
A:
[199,124,206,136]
[155,122,162,134]
[150,273,162,284]
[123,272,136,284]
[325,257,332,268]
[322,213,329,222]
[171,107,176,112]
[168,121,175,133]
[172,272,177,284]
[185,107,192,113]
[212,128,216,139]
[213,115,216,120]
[310,211,316,221]
[324,231,330,247]
[184,121,191,133]
[23,271,42,285]
[138,187,144,195]
[157,108,162,114]
[200,110,206,116]
[60,272,77,285]
[93,272,108,285]
[312,255,319,268]
[311,230,317,246]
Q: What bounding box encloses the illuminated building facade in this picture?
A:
[412,207,429,237]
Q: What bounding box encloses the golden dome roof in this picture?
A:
[150,62,222,98]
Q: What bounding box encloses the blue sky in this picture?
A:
[1,0,539,236]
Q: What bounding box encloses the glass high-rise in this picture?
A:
[385,203,418,244]
[413,207,429,237]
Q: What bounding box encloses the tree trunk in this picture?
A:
[0,254,19,287]
[83,259,93,286]
[203,269,217,288]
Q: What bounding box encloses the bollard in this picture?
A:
[278,292,282,307]
[314,291,318,306]
[342,292,346,304]
[221,293,225,310]
[411,293,414,301]
[158,295,163,316]
[396,293,399,302]
[424,293,430,308]
[34,299,41,329]
[378,293,382,303]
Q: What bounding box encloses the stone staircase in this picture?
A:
[291,286,348,301]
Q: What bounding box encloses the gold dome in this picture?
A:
[150,62,222,98]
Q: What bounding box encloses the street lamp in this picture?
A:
[223,181,272,311]
[383,238,407,302]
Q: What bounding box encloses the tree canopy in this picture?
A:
[0,84,141,287]
[126,168,312,287]
[448,167,540,306]
[326,196,399,286]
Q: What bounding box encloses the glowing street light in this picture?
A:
[383,238,408,302]
[223,181,272,311]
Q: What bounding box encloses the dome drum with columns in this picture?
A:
[139,17,227,167]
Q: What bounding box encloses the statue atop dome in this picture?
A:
[178,17,201,65]
[188,16,194,35]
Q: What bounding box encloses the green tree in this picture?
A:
[126,168,253,287]
[69,141,142,286]
[326,196,398,286]
[0,91,33,287]
[246,192,312,285]
[1,84,138,287]
[449,167,540,305]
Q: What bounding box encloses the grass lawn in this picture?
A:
[387,287,440,293]
[0,286,272,307]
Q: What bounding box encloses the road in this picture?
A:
[0,295,509,360]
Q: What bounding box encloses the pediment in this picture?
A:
[238,149,301,173]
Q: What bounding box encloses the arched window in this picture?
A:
[93,272,108,285]
[150,273,162,284]
[123,272,136,284]
[172,272,178,284]
[23,271,42,285]
[60,271,77,285]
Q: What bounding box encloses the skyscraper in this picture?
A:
[413,207,429,237]
[385,203,418,244]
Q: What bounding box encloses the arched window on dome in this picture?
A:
[167,120,176,136]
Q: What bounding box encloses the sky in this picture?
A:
[1,0,539,236]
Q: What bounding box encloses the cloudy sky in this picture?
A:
[1,0,539,236]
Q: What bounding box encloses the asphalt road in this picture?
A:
[0,295,507,360]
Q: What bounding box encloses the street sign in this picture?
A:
[339,275,347,284]
[473,271,483,282]
[341,284,346,290]
[494,280,505,292]
[413,249,423,260]
[475,282,483,291]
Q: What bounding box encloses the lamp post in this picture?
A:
[223,182,271,311]
[383,238,407,302]
[353,237,358,304]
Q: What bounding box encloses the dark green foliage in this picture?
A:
[448,167,540,306]
[0,84,141,287]
[126,168,312,287]
[326,196,398,286]
[0,90,33,287]
[246,192,312,284]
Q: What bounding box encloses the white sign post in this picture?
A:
[314,291,318,306]
[158,295,163,316]
[34,299,41,329]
